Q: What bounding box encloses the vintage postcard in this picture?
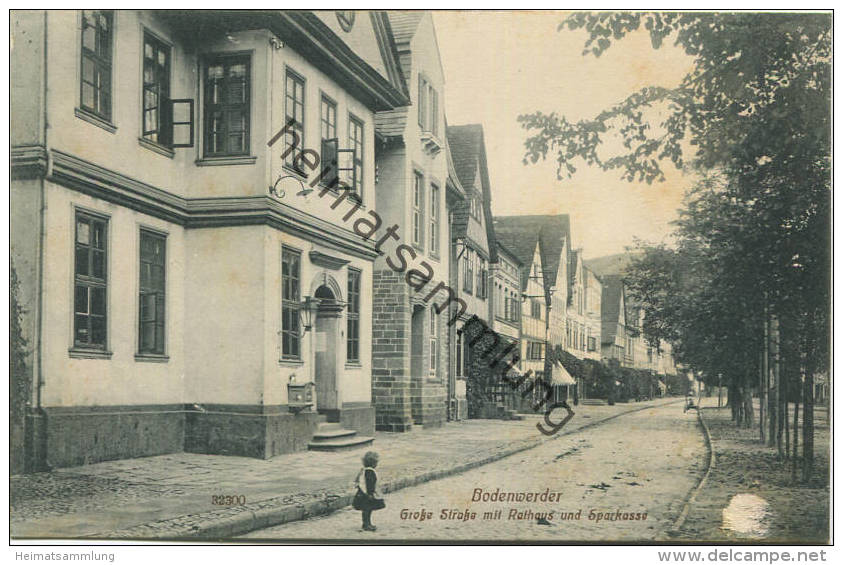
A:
[9,8,831,549]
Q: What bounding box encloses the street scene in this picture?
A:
[244,401,705,541]
[9,9,831,547]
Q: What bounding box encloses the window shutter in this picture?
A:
[321,138,339,187]
[168,98,194,148]
[418,77,426,128]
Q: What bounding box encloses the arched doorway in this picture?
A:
[313,284,343,412]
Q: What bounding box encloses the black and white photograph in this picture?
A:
[8,7,832,550]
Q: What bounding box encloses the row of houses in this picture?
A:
[10,10,677,473]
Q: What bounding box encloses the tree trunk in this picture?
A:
[773,317,783,456]
[760,313,768,443]
[767,315,777,447]
[792,398,799,481]
[730,383,739,423]
[802,366,814,483]
[784,398,790,460]
[742,384,754,427]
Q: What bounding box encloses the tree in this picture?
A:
[521,12,830,481]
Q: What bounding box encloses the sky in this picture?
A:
[432,11,696,259]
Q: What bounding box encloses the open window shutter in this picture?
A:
[168,98,194,148]
[418,78,426,128]
[321,138,339,187]
[336,147,355,191]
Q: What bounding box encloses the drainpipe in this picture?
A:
[27,9,49,472]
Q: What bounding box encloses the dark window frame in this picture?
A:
[412,171,425,249]
[281,247,302,360]
[320,94,338,184]
[347,268,361,363]
[347,114,364,199]
[80,10,114,121]
[429,183,440,256]
[138,229,167,355]
[141,31,172,147]
[203,53,251,158]
[73,210,109,350]
[417,75,427,128]
[284,68,305,172]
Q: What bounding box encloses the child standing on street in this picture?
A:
[352,451,385,531]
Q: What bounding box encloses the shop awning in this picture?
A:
[550,361,576,386]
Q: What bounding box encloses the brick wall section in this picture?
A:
[372,270,448,431]
[372,269,413,431]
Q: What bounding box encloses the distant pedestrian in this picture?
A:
[352,451,385,531]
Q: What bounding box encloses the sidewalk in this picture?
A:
[671,396,830,543]
[11,397,679,540]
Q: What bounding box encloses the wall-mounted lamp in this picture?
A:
[299,295,321,333]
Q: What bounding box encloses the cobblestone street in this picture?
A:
[11,399,677,538]
[243,401,705,541]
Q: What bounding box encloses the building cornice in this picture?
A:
[158,11,410,112]
[12,146,379,260]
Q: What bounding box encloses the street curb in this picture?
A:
[92,399,681,540]
[657,405,715,540]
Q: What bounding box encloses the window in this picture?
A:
[429,308,438,376]
[469,194,481,220]
[413,172,424,249]
[80,10,113,120]
[429,183,440,255]
[417,75,427,128]
[320,96,337,184]
[142,32,171,146]
[429,85,438,136]
[138,230,166,354]
[476,258,487,299]
[74,211,108,349]
[347,115,364,197]
[588,336,597,352]
[528,341,544,361]
[204,55,250,157]
[463,249,474,294]
[347,268,361,363]
[281,248,301,359]
[503,288,510,319]
[531,298,542,319]
[282,69,305,168]
[418,75,438,134]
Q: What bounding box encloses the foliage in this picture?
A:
[10,259,30,423]
[522,12,830,478]
[519,12,830,185]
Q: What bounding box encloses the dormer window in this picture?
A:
[418,74,442,154]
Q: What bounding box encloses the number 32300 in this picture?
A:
[212,495,246,506]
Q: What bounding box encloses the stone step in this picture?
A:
[308,435,374,451]
[311,427,358,440]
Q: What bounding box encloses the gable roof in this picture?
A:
[491,220,541,290]
[387,11,424,44]
[444,127,466,202]
[370,12,410,98]
[495,240,524,268]
[447,124,482,189]
[491,215,570,298]
[447,124,495,247]
[600,274,625,343]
